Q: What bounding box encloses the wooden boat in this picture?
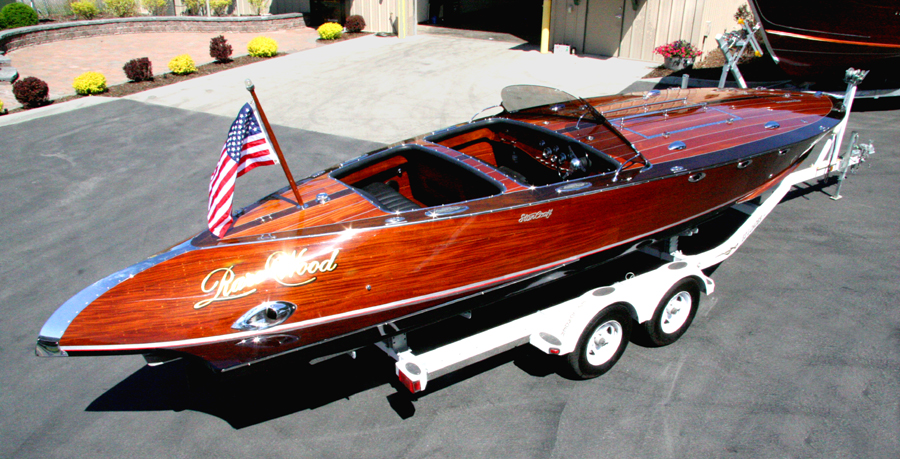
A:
[36,86,841,371]
[749,0,900,78]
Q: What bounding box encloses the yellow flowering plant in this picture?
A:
[72,71,107,95]
[168,54,197,75]
[247,36,278,57]
[317,22,343,40]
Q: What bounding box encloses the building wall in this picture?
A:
[552,0,746,61]
[348,0,416,35]
[168,0,309,16]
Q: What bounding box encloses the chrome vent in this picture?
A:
[232,301,297,331]
[668,141,686,151]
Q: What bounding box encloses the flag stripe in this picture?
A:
[207,103,279,237]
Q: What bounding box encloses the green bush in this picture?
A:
[182,0,203,15]
[209,0,230,16]
[73,71,107,95]
[168,54,196,75]
[247,36,278,57]
[317,22,342,40]
[1,3,38,29]
[142,0,168,15]
[70,1,99,20]
[0,12,7,30]
[105,0,137,17]
[247,0,268,15]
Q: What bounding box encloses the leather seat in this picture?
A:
[361,182,421,212]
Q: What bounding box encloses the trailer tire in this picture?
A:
[565,304,632,379]
[642,278,700,347]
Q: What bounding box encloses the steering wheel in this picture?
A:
[560,145,591,179]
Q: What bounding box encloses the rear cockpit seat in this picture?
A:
[361,181,422,212]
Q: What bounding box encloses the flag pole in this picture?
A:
[245,79,303,207]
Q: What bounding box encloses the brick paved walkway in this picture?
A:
[1,27,319,111]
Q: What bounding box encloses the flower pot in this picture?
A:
[664,56,694,71]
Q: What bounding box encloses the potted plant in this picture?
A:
[654,40,703,71]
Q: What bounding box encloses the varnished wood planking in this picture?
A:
[56,87,838,370]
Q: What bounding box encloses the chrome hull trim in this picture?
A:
[36,240,197,347]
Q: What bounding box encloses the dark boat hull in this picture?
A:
[749,0,900,78]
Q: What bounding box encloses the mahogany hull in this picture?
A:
[37,87,841,371]
[749,0,900,78]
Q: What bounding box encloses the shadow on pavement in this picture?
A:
[85,340,556,427]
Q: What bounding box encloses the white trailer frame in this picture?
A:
[376,76,873,394]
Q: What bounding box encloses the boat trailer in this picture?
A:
[371,76,874,394]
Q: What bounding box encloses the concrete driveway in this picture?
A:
[0,34,897,458]
[119,34,656,143]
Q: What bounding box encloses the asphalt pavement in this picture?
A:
[1,33,898,458]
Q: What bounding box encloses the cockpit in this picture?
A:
[426,119,619,186]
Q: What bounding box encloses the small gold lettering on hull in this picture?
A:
[519,209,553,223]
[194,249,340,309]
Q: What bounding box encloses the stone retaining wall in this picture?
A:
[0,14,305,53]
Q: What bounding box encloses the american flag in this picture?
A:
[207,103,279,237]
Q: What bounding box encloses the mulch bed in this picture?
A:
[69,54,285,100]
[3,30,373,116]
[315,32,371,44]
[4,54,284,115]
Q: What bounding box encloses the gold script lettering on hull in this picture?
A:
[194,249,340,309]
[519,209,553,223]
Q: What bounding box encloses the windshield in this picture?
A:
[500,85,582,113]
[501,85,650,172]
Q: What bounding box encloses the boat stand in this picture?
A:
[373,75,873,395]
[715,19,764,89]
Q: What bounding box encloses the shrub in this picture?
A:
[73,71,107,95]
[247,0,268,15]
[209,35,233,63]
[317,22,343,40]
[1,3,38,28]
[123,57,153,81]
[70,1,98,19]
[345,15,365,33]
[653,40,702,59]
[182,0,203,15]
[104,0,136,17]
[734,4,756,29]
[0,12,7,30]
[142,0,168,15]
[12,76,50,109]
[209,0,231,16]
[247,36,278,57]
[168,54,196,75]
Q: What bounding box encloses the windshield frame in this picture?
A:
[500,85,652,175]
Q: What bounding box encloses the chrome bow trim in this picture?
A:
[36,239,197,349]
[35,338,67,357]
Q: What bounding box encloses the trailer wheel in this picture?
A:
[565,304,632,379]
[642,278,700,346]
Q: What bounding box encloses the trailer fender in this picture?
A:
[531,262,713,356]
